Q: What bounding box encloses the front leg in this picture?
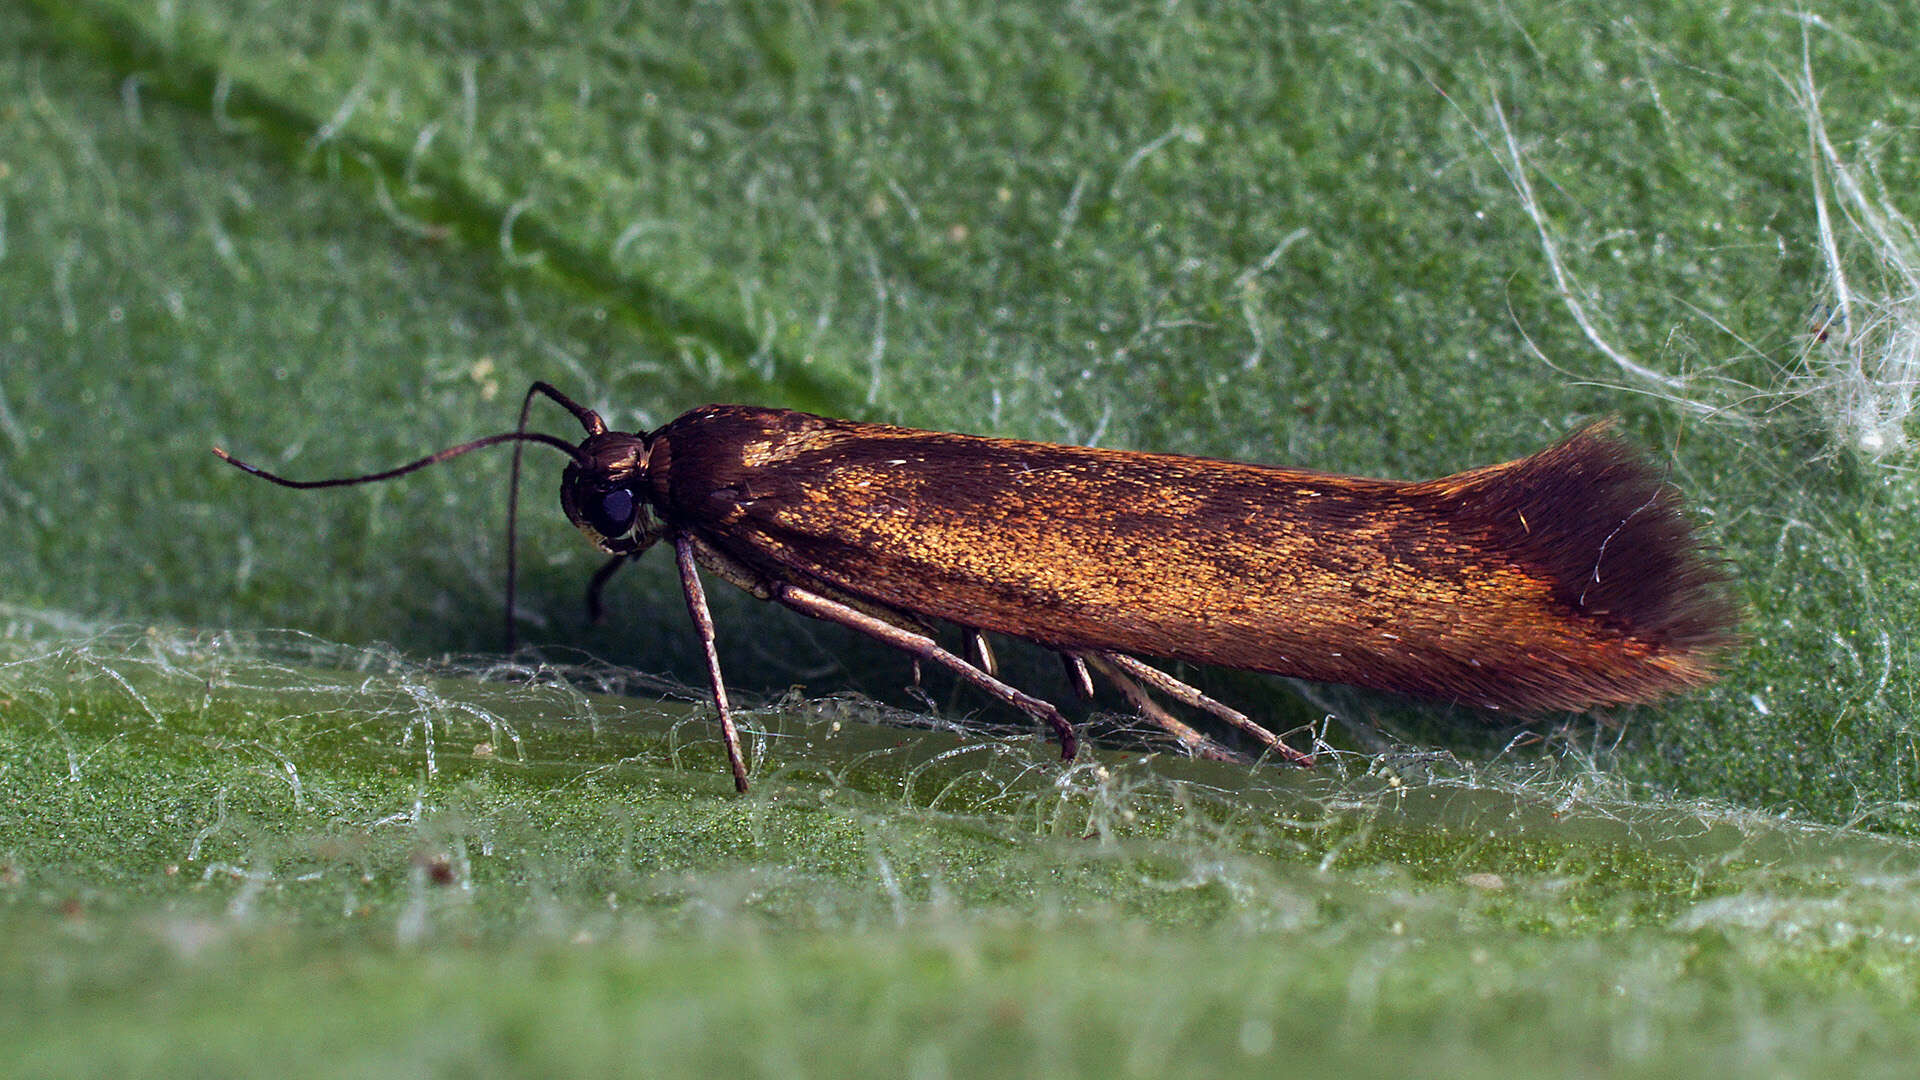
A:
[673,534,753,793]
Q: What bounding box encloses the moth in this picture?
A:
[216,382,1738,793]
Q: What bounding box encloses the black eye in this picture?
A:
[585,486,637,537]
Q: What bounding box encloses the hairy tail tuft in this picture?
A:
[1475,423,1739,657]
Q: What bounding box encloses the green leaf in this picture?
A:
[7,0,1920,1071]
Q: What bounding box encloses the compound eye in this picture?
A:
[585,486,638,538]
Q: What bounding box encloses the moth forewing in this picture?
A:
[639,407,1734,713]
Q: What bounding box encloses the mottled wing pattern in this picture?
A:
[651,406,1735,712]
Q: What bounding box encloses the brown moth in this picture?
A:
[216,382,1738,793]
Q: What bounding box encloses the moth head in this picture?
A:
[560,432,657,553]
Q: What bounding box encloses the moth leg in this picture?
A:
[772,583,1079,761]
[967,630,998,678]
[585,553,633,624]
[673,535,752,794]
[1094,651,1315,767]
[1075,652,1238,762]
[1059,652,1096,702]
[912,629,990,697]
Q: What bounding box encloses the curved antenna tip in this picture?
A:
[212,446,263,475]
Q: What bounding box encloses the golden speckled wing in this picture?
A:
[648,406,1735,713]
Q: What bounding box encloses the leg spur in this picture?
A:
[1083,650,1315,767]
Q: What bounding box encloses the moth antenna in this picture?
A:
[506,382,613,651]
[211,431,582,489]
